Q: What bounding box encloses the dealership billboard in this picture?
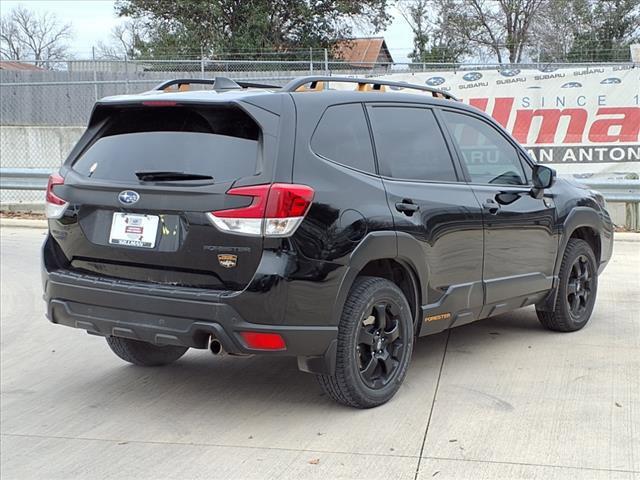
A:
[379,65,639,177]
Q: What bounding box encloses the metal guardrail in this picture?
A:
[0,168,56,190]
[1,168,638,198]
[578,180,640,202]
[0,168,53,190]
[1,168,639,228]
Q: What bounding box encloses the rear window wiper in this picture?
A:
[135,171,214,182]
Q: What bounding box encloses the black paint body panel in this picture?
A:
[42,88,614,375]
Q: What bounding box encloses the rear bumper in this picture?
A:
[43,266,338,371]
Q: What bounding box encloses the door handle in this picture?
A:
[395,200,419,216]
[482,199,500,214]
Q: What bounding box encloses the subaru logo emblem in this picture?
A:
[118,190,140,205]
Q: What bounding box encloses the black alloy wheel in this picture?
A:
[316,276,414,408]
[356,302,404,389]
[537,238,598,332]
[566,254,594,319]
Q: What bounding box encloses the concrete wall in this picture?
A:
[0,126,85,205]
[1,126,85,168]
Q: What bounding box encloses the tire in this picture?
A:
[106,336,188,366]
[537,238,598,332]
[317,276,414,408]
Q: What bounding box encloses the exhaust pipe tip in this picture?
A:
[209,337,224,356]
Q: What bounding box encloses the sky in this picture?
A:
[0,0,415,62]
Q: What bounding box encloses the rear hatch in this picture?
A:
[49,100,281,291]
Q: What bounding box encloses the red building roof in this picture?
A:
[333,37,394,68]
[0,61,46,71]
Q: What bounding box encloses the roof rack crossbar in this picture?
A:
[153,77,281,92]
[281,76,458,101]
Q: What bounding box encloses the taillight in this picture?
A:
[239,331,286,351]
[207,183,314,237]
[45,173,68,219]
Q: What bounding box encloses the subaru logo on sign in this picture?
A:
[118,190,140,205]
[463,71,482,82]
[425,76,445,86]
[499,68,521,77]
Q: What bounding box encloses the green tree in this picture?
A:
[398,0,431,61]
[398,0,468,63]
[114,0,392,59]
[568,0,640,61]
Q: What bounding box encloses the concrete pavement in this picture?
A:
[1,227,638,479]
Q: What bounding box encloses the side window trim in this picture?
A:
[437,107,530,187]
[518,152,533,183]
[431,107,470,184]
[361,102,381,176]
[364,102,465,184]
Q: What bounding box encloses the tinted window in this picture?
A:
[442,111,526,185]
[73,106,259,183]
[367,106,457,182]
[311,103,375,173]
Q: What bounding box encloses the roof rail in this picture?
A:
[282,76,458,101]
[152,77,281,92]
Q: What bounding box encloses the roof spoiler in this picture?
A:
[152,77,281,92]
[282,76,459,101]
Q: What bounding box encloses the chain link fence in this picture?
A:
[0,56,636,206]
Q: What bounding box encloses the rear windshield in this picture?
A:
[73,105,260,183]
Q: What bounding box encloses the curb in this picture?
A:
[615,232,640,242]
[0,218,48,229]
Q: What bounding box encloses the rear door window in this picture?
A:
[310,103,376,173]
[367,106,458,182]
[73,105,260,183]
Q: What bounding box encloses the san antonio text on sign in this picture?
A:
[528,144,639,164]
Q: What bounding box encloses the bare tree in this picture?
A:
[0,15,24,60]
[0,6,72,66]
[448,0,546,63]
[529,0,585,61]
[96,20,146,60]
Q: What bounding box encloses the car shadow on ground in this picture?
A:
[47,307,549,416]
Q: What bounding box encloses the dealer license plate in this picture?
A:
[109,212,159,248]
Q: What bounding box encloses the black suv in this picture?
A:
[42,76,613,408]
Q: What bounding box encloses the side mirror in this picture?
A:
[531,165,555,198]
[532,164,555,189]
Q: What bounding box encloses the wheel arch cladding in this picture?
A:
[538,207,604,312]
[569,226,601,266]
[357,259,421,334]
[561,207,605,272]
[332,231,427,333]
